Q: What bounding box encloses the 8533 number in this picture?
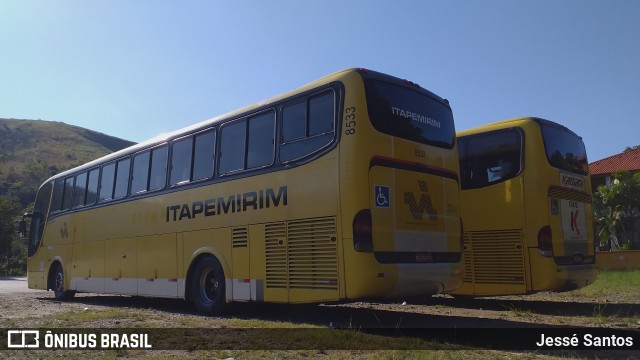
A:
[345,107,356,135]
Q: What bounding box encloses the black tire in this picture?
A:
[190,256,226,315]
[51,263,75,301]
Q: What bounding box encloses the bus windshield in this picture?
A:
[364,79,455,148]
[28,181,53,257]
[540,123,588,175]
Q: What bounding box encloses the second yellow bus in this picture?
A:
[451,117,596,296]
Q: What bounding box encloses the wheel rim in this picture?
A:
[55,269,64,292]
[198,268,219,304]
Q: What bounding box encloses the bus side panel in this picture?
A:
[137,233,178,298]
[104,238,137,295]
[36,215,74,288]
[27,267,45,290]
[27,249,46,290]
[70,239,105,293]
[44,218,74,291]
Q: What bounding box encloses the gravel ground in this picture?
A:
[1,287,638,329]
[0,285,638,360]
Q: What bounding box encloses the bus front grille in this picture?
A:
[464,230,525,284]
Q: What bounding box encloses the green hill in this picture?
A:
[0,118,136,208]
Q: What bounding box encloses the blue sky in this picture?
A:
[1,0,638,162]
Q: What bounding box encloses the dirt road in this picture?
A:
[0,277,39,294]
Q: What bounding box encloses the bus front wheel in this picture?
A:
[51,263,75,301]
[190,256,226,315]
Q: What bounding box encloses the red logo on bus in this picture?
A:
[571,210,580,235]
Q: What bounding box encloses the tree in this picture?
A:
[593,170,640,250]
[0,197,22,275]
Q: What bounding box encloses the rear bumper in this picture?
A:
[386,263,463,297]
[551,263,597,292]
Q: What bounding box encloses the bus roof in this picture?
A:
[43,67,448,184]
[457,116,580,139]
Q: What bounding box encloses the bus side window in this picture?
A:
[131,151,151,194]
[86,168,100,205]
[99,163,116,202]
[309,92,334,135]
[51,179,65,211]
[487,158,517,183]
[459,128,522,190]
[171,136,193,186]
[280,90,335,163]
[114,158,131,199]
[192,130,215,181]
[62,177,74,211]
[219,120,247,174]
[247,111,275,169]
[149,146,168,191]
[171,131,215,186]
[282,100,305,142]
[72,172,88,207]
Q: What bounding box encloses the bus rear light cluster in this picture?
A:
[538,225,553,257]
[353,209,373,252]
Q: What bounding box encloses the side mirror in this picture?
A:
[19,219,27,239]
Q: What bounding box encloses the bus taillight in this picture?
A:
[353,209,373,252]
[538,225,553,257]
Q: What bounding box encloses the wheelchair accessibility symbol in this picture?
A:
[374,185,390,208]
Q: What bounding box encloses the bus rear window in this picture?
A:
[540,124,588,175]
[364,80,455,148]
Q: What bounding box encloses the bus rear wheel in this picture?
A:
[51,263,75,301]
[190,256,226,315]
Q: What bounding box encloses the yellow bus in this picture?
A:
[21,68,463,313]
[451,117,596,297]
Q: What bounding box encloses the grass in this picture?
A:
[503,304,533,317]
[0,350,544,360]
[551,270,640,327]
[564,269,640,298]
